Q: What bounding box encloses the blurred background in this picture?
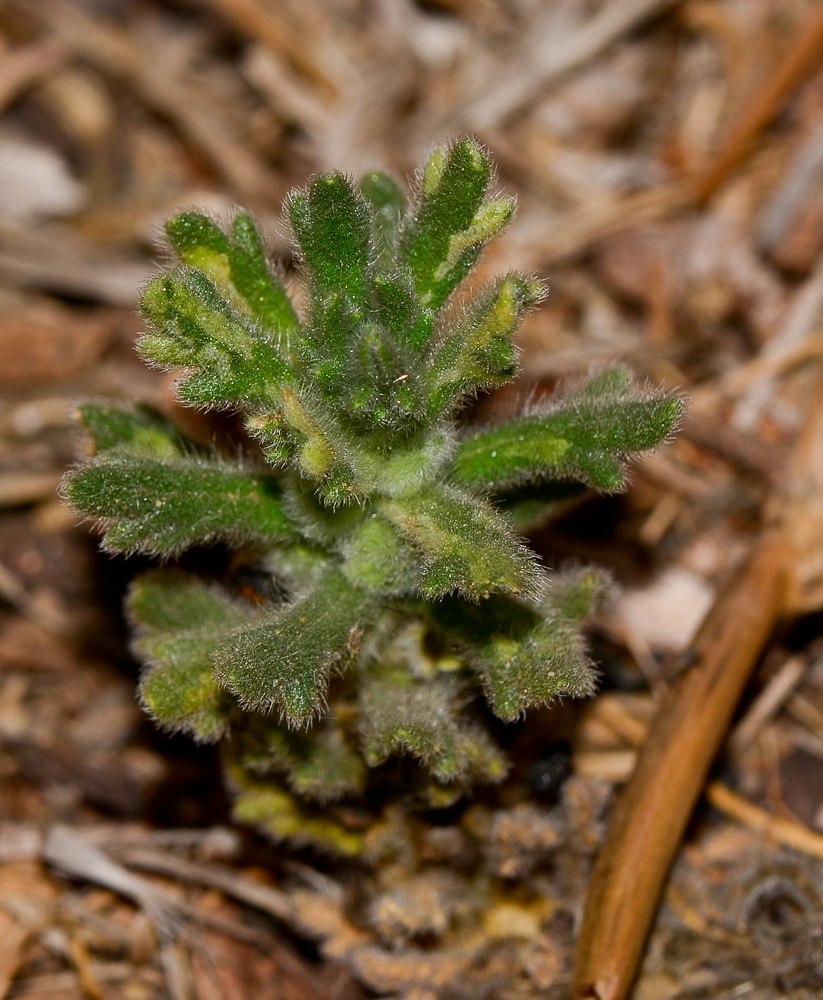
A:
[2,1,823,998]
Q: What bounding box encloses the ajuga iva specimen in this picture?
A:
[64,138,683,853]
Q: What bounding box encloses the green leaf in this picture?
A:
[341,514,416,595]
[130,572,256,742]
[139,269,292,407]
[288,174,372,387]
[76,403,190,457]
[425,274,544,416]
[164,211,299,343]
[343,326,425,428]
[254,540,328,599]
[401,138,514,311]
[498,481,588,532]
[64,455,294,555]
[368,272,432,357]
[359,169,406,259]
[382,487,539,601]
[277,387,338,477]
[214,568,375,724]
[548,566,614,623]
[360,673,506,784]
[229,212,300,335]
[130,570,253,634]
[228,767,364,855]
[450,369,685,492]
[288,174,371,302]
[240,719,366,803]
[431,570,610,721]
[470,619,592,722]
[245,389,359,495]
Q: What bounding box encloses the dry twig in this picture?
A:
[573,357,823,999]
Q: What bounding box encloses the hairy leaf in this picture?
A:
[76,402,192,457]
[341,514,416,595]
[359,169,406,259]
[240,719,366,802]
[450,369,685,492]
[360,673,506,784]
[288,174,371,387]
[425,274,544,416]
[368,271,432,358]
[432,569,610,720]
[401,137,514,311]
[164,211,299,343]
[229,766,364,855]
[383,487,539,601]
[140,269,292,406]
[343,325,427,430]
[64,455,294,555]
[130,573,255,742]
[214,568,375,724]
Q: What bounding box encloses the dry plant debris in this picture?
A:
[3,1,823,998]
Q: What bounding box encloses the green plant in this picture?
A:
[64,138,683,853]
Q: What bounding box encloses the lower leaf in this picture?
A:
[129,572,256,742]
[227,764,365,856]
[382,488,539,601]
[214,568,376,725]
[431,571,609,721]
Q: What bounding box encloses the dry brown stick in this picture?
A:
[121,848,294,924]
[573,358,823,1000]
[680,413,782,485]
[503,5,823,269]
[571,527,793,1000]
[0,220,150,305]
[517,181,691,270]
[573,750,823,864]
[690,3,823,204]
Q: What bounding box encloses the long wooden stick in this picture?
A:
[572,526,793,1000]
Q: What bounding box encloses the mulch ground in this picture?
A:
[3,2,823,997]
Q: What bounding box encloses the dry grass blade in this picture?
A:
[705,782,823,862]
[205,0,339,98]
[121,847,295,924]
[0,220,151,304]
[0,37,66,113]
[16,0,277,200]
[42,825,185,941]
[727,654,807,755]
[523,181,691,268]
